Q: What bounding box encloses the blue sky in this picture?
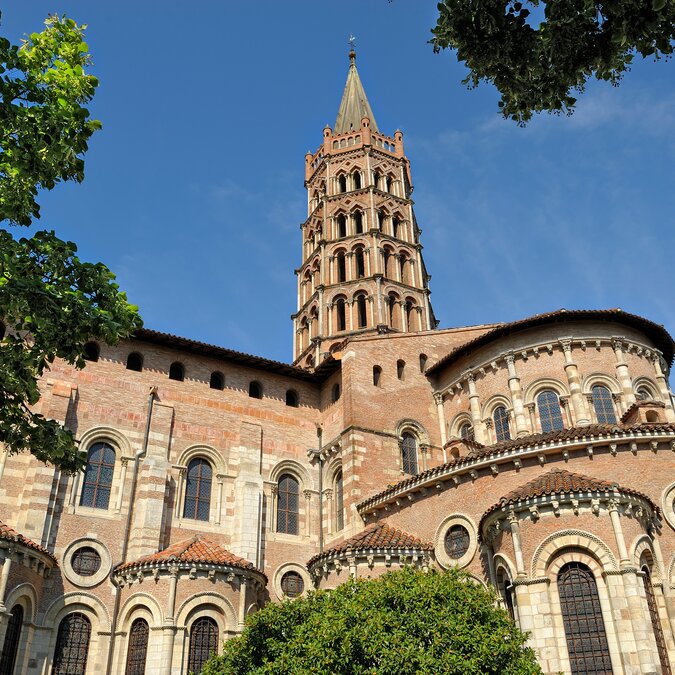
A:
[4,2,674,365]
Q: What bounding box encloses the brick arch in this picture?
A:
[118,592,164,630]
[269,459,314,492]
[4,583,38,624]
[175,591,237,631]
[631,535,661,579]
[177,444,227,477]
[523,377,570,406]
[531,529,618,578]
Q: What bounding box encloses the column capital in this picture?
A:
[433,392,444,406]
[303,489,313,501]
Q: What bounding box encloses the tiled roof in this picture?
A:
[0,519,57,563]
[480,468,657,523]
[357,422,675,513]
[426,308,674,375]
[117,536,263,576]
[308,522,433,567]
[620,399,666,423]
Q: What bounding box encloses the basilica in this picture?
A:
[0,50,674,675]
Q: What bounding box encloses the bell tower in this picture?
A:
[293,49,437,367]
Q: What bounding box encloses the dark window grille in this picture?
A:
[83,342,99,362]
[335,470,344,531]
[537,390,565,433]
[642,565,672,674]
[357,295,367,327]
[281,572,304,598]
[400,433,418,475]
[80,442,116,509]
[187,617,218,675]
[460,423,474,441]
[277,474,299,535]
[126,352,143,372]
[558,562,612,675]
[71,547,101,577]
[209,372,224,390]
[591,385,617,424]
[52,612,91,675]
[636,387,652,401]
[168,362,184,381]
[183,458,212,521]
[0,604,23,675]
[248,381,262,399]
[285,390,299,407]
[124,618,149,675]
[493,406,511,442]
[444,525,470,559]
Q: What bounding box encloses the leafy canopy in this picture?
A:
[202,567,542,675]
[430,0,675,123]
[0,15,141,473]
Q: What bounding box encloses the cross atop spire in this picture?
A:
[334,47,378,134]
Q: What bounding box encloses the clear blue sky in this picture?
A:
[4,2,674,365]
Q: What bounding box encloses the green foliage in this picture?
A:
[202,567,542,675]
[0,15,101,226]
[430,0,675,123]
[0,14,141,472]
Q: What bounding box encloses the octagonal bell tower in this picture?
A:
[293,49,437,368]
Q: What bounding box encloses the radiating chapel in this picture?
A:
[0,50,674,675]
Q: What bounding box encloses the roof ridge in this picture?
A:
[334,50,378,134]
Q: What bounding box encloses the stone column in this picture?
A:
[115,457,129,513]
[159,567,179,675]
[237,578,247,631]
[526,403,537,432]
[434,393,448,461]
[560,339,591,425]
[505,355,530,437]
[466,375,486,444]
[215,475,225,525]
[651,353,675,421]
[507,511,526,578]
[304,490,312,537]
[317,288,324,337]
[347,299,354,332]
[483,418,494,445]
[559,397,574,427]
[323,489,333,535]
[400,302,408,332]
[612,338,636,406]
[608,500,630,566]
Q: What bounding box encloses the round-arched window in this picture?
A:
[281,571,304,598]
[444,525,470,559]
[71,547,101,577]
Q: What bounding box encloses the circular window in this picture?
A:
[444,525,470,559]
[71,547,101,576]
[280,571,304,598]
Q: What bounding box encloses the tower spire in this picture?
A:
[334,47,378,134]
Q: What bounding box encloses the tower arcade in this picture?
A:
[293,50,437,367]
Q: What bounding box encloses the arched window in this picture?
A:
[334,469,344,531]
[558,562,612,675]
[248,381,262,399]
[337,252,346,282]
[126,352,143,372]
[125,618,149,675]
[400,432,418,475]
[0,604,23,675]
[168,362,184,381]
[537,390,565,432]
[80,442,116,509]
[331,383,341,402]
[397,360,405,380]
[496,568,516,623]
[352,171,361,189]
[493,406,511,442]
[377,210,384,231]
[337,174,347,193]
[591,385,616,424]
[404,300,413,329]
[399,255,406,282]
[183,458,212,521]
[277,474,300,535]
[354,211,364,234]
[187,617,218,675]
[373,365,382,387]
[356,294,367,328]
[636,386,653,401]
[459,423,474,441]
[391,216,400,238]
[641,558,671,673]
[419,354,427,373]
[285,389,299,407]
[83,342,99,362]
[336,214,347,238]
[210,371,224,390]
[52,612,91,675]
[336,298,346,332]
[355,248,365,278]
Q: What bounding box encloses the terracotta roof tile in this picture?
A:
[357,422,675,513]
[117,536,263,576]
[480,468,657,524]
[308,522,433,567]
[0,519,56,563]
[426,308,674,375]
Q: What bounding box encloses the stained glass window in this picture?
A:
[277,474,299,535]
[591,385,617,424]
[493,406,511,442]
[80,442,116,509]
[558,562,612,675]
[444,525,470,559]
[281,571,304,598]
[183,458,212,521]
[400,433,418,475]
[537,390,565,433]
[71,547,101,577]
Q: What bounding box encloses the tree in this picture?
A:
[0,15,141,473]
[430,0,675,124]
[202,567,542,675]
